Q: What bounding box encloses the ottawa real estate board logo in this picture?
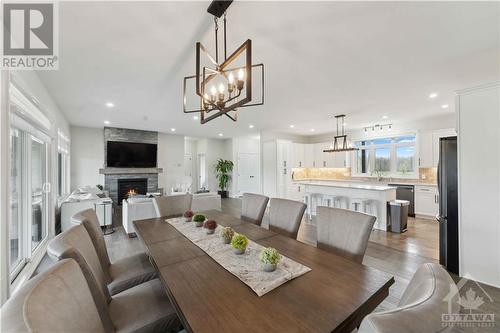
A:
[1,2,59,69]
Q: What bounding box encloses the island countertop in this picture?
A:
[297,180,396,191]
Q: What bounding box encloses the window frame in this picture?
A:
[351,133,418,178]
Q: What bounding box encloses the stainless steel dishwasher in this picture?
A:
[388,184,415,217]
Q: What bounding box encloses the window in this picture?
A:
[57,130,70,196]
[352,134,417,177]
[9,129,22,273]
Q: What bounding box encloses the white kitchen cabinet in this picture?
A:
[291,143,305,168]
[276,140,292,198]
[418,131,434,168]
[415,185,439,217]
[418,128,456,168]
[304,144,315,168]
[287,183,306,202]
[432,128,456,167]
[314,142,333,168]
[332,151,350,168]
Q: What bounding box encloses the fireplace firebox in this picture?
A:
[117,178,148,204]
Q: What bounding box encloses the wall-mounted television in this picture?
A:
[107,141,157,168]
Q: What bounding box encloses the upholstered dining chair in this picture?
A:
[358,263,459,333]
[1,259,107,333]
[153,194,193,217]
[47,225,181,333]
[71,209,157,295]
[241,193,269,226]
[268,198,306,239]
[316,207,376,263]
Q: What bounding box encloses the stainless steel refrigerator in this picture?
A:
[437,136,459,274]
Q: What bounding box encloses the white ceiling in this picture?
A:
[38,1,500,138]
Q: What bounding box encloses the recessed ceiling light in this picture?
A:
[104,120,110,125]
[170,128,176,132]
[218,133,223,137]
[193,115,199,120]
[441,104,449,109]
[289,124,295,128]
[429,93,438,99]
[310,129,315,132]
[249,124,254,129]
[105,102,115,108]
[382,115,389,119]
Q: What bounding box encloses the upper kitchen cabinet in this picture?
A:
[418,128,456,168]
[291,143,305,168]
[314,142,334,168]
[418,131,434,167]
[432,128,456,167]
[304,144,315,168]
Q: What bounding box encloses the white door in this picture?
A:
[237,153,260,195]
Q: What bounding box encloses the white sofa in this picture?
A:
[60,187,112,232]
[122,192,221,236]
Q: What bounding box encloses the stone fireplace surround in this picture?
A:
[100,127,162,205]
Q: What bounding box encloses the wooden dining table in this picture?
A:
[134,210,395,333]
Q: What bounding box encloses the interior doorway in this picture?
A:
[237,153,260,195]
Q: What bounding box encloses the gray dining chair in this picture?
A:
[316,206,375,263]
[358,263,459,333]
[153,194,193,217]
[269,198,306,239]
[71,209,157,295]
[241,193,269,226]
[47,225,181,333]
[0,259,107,333]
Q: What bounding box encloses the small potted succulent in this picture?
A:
[205,220,217,234]
[231,234,249,255]
[183,210,194,222]
[259,247,281,272]
[220,226,235,244]
[193,214,206,227]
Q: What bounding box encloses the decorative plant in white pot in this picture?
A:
[259,247,281,272]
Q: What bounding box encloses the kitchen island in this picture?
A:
[299,181,397,231]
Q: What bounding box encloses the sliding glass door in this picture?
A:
[9,128,23,273]
[9,127,49,278]
[30,136,47,251]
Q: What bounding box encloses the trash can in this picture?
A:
[387,200,409,233]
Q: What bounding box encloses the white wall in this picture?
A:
[196,138,230,192]
[457,82,500,287]
[70,126,105,189]
[70,127,187,194]
[158,133,184,193]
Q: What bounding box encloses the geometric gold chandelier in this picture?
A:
[183,0,264,124]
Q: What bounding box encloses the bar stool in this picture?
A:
[351,198,370,212]
[363,200,378,218]
[332,196,349,209]
[322,195,336,207]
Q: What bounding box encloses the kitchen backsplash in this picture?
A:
[292,167,437,184]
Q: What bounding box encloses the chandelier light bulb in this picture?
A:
[218,83,225,93]
[210,85,217,96]
[238,68,245,80]
[228,72,235,84]
[203,93,209,100]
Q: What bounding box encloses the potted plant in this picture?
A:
[183,210,194,222]
[259,247,281,272]
[215,159,234,198]
[205,220,217,234]
[220,226,235,244]
[231,234,249,254]
[193,214,206,227]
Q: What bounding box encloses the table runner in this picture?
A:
[165,217,311,296]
